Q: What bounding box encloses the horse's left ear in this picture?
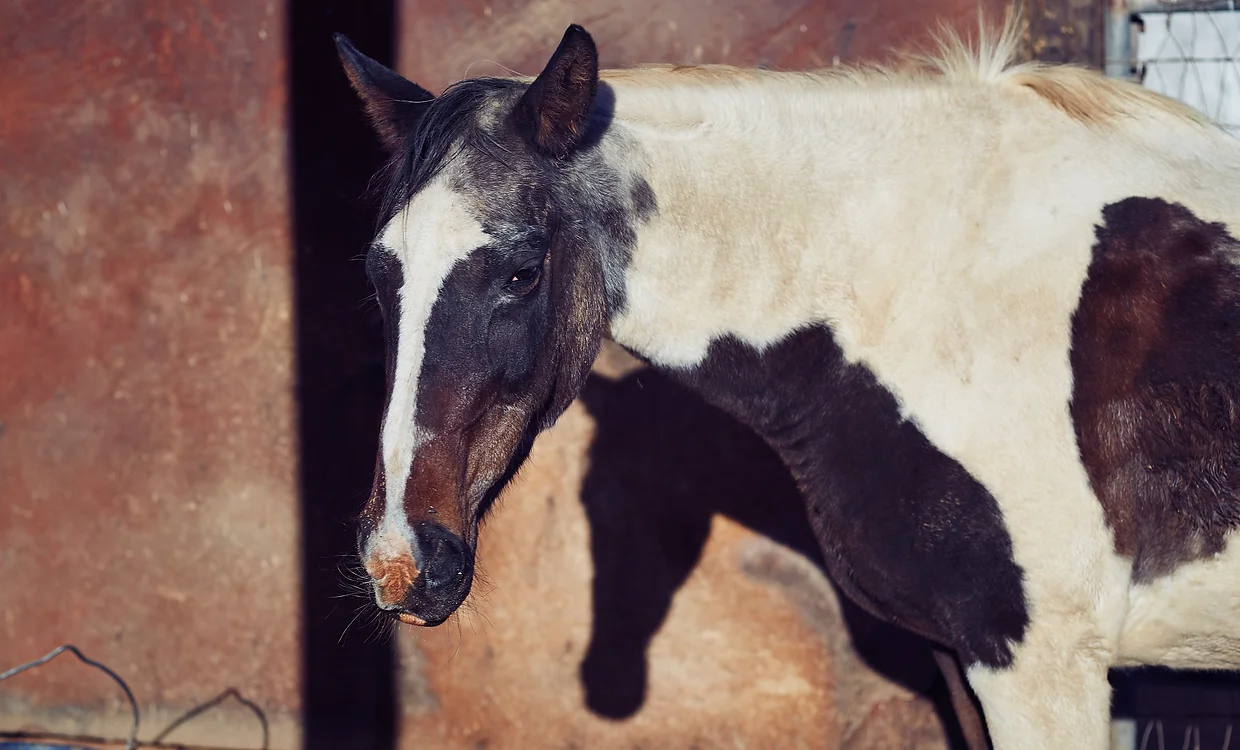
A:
[515,25,599,158]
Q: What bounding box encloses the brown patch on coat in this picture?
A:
[403,435,470,540]
[1071,197,1240,581]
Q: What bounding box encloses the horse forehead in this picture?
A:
[378,179,489,273]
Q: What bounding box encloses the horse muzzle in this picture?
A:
[364,521,474,626]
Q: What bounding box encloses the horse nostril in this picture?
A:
[414,522,471,594]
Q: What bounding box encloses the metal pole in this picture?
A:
[1107,0,1136,79]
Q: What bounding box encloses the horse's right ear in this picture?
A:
[334,34,434,152]
[514,25,599,158]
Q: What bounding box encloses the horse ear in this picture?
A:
[515,25,599,158]
[334,33,435,152]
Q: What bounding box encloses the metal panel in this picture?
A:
[0,2,299,747]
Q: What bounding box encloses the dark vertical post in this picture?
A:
[288,2,399,748]
[1026,0,1109,67]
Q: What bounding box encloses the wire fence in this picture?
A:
[0,644,268,750]
[1111,0,1240,133]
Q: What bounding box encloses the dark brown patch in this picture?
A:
[405,436,472,539]
[669,327,1029,669]
[1071,197,1240,581]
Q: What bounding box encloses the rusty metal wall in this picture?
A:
[0,1,299,747]
[399,0,1012,90]
[0,1,1036,749]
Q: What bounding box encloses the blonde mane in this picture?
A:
[598,10,1212,129]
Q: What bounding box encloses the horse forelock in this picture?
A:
[375,77,524,227]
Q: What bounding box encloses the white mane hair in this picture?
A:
[597,9,1212,131]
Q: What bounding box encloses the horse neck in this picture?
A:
[598,74,1010,369]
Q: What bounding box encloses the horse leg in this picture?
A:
[933,647,991,750]
[963,620,1114,750]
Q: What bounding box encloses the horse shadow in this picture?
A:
[575,362,974,747]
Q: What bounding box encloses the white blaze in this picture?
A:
[371,178,488,558]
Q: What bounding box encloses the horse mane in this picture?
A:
[375,12,1213,222]
[600,11,1212,130]
[926,13,1212,127]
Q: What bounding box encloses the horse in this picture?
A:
[333,16,1240,749]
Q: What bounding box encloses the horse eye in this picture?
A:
[506,264,542,293]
